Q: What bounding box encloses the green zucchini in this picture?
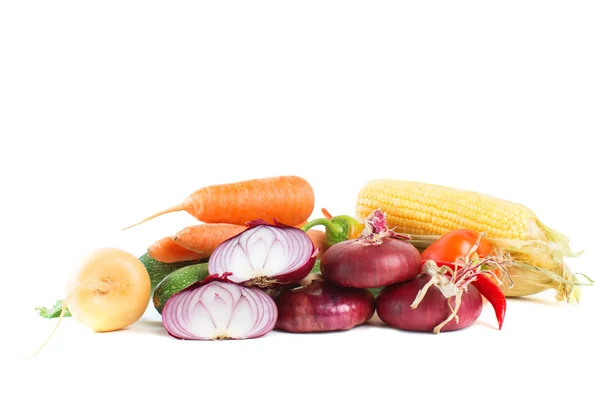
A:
[153,263,210,314]
[139,252,207,292]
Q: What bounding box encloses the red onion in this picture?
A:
[208,220,317,285]
[275,276,375,332]
[319,210,421,288]
[376,261,484,333]
[162,278,277,340]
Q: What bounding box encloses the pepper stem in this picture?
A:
[301,218,343,236]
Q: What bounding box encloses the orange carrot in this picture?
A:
[306,229,329,258]
[174,220,311,256]
[174,223,246,255]
[148,237,206,263]
[123,176,314,230]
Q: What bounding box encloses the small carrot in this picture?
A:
[174,223,246,255]
[174,220,314,257]
[306,229,328,258]
[148,237,207,263]
[123,176,314,230]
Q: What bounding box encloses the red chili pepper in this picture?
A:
[470,274,506,330]
[422,260,506,330]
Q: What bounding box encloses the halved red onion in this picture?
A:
[162,280,277,340]
[208,220,317,284]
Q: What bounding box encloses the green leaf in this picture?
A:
[35,299,72,319]
[368,287,384,298]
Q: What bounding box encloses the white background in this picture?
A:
[3,1,599,399]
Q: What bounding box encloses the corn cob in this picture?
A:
[356,179,590,303]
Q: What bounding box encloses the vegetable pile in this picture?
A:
[32,175,593,350]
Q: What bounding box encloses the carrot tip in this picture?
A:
[321,208,333,220]
[121,204,184,230]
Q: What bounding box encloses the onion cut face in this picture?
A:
[208,220,317,284]
[162,280,277,340]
